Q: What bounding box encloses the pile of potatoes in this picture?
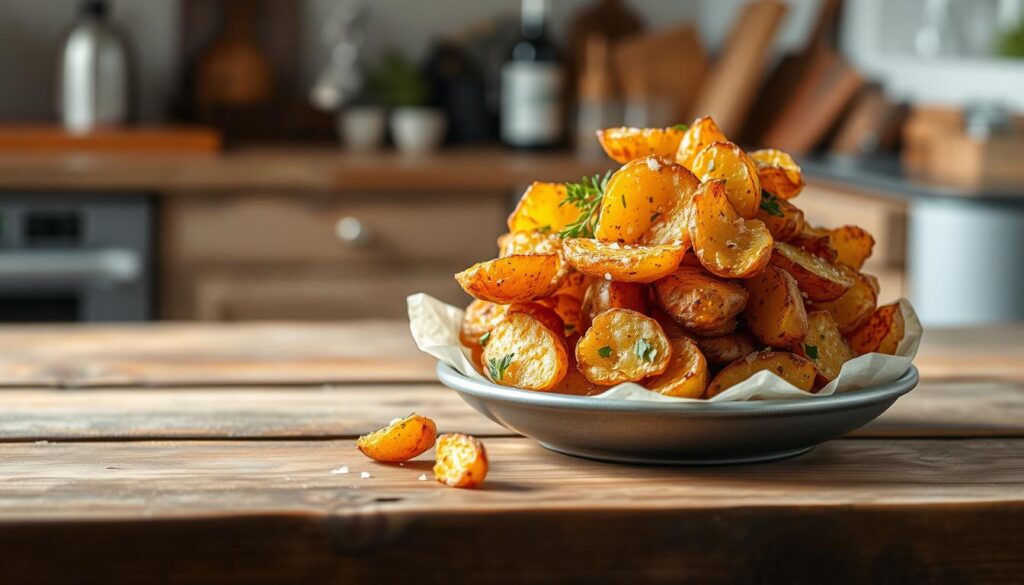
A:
[455,117,905,399]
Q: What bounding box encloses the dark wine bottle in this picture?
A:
[500,0,565,148]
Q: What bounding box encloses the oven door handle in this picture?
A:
[0,249,142,287]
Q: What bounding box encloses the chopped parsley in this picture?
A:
[634,338,657,362]
[487,353,515,381]
[760,192,784,217]
[804,344,819,360]
[598,345,613,358]
[478,331,491,346]
[558,170,613,239]
[671,123,689,131]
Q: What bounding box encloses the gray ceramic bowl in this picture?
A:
[437,362,919,465]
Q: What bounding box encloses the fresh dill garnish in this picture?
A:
[558,170,613,239]
[598,346,613,358]
[760,192,784,217]
[634,338,657,362]
[804,344,819,360]
[487,353,515,381]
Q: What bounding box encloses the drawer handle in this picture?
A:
[335,216,373,247]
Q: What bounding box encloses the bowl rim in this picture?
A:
[436,362,919,418]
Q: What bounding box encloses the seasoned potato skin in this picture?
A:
[829,225,875,269]
[849,303,905,356]
[456,254,562,304]
[582,279,648,322]
[595,156,694,244]
[810,266,879,334]
[576,309,671,385]
[506,302,565,338]
[688,180,773,279]
[597,126,687,164]
[675,116,728,170]
[756,194,805,242]
[562,238,686,283]
[553,342,611,396]
[653,266,748,334]
[691,141,762,219]
[356,413,437,463]
[459,300,509,348]
[695,333,757,365]
[482,312,568,391]
[644,336,709,398]
[707,351,817,397]
[791,226,839,263]
[770,241,854,302]
[434,433,488,488]
[795,311,856,385]
[748,148,805,200]
[641,166,702,247]
[553,272,592,302]
[743,265,809,348]
[535,294,585,337]
[507,182,577,233]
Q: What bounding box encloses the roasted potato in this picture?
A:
[597,126,688,164]
[536,294,585,337]
[459,300,508,348]
[434,433,488,489]
[707,351,817,397]
[697,317,739,337]
[849,303,905,356]
[506,302,565,338]
[748,148,804,200]
[644,336,709,398]
[828,225,875,270]
[595,156,696,244]
[690,141,762,219]
[581,279,648,321]
[791,226,839,263]
[356,413,437,462]
[562,238,686,283]
[653,266,748,334]
[695,333,757,365]
[756,193,805,242]
[553,272,592,302]
[743,265,809,348]
[498,230,563,257]
[770,241,854,302]
[688,180,774,279]
[794,311,856,385]
[482,311,568,391]
[507,182,577,233]
[641,166,702,247]
[810,266,879,334]
[553,342,611,396]
[650,307,692,339]
[675,116,728,170]
[456,254,562,303]
[576,308,671,385]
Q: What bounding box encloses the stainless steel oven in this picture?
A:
[0,195,153,322]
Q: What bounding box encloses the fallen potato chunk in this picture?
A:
[653,266,748,334]
[770,241,854,302]
[756,193,805,242]
[688,180,773,279]
[562,238,686,283]
[576,308,671,385]
[810,266,879,334]
[748,148,805,200]
[849,303,905,356]
[795,311,856,385]
[644,336,709,398]
[706,351,817,397]
[595,156,696,244]
[828,225,875,270]
[597,126,688,164]
[459,300,508,348]
[356,413,437,463]
[675,116,729,170]
[482,311,568,391]
[582,279,649,322]
[456,254,562,304]
[695,333,757,365]
[507,182,578,233]
[691,141,762,219]
[743,265,808,348]
[434,433,488,489]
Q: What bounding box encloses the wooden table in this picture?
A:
[0,322,1021,584]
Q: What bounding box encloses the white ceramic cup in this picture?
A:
[338,106,387,152]
[390,107,447,154]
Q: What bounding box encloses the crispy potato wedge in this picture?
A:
[756,193,805,242]
[644,336,709,398]
[810,266,879,334]
[691,141,762,219]
[434,433,488,489]
[459,300,508,348]
[482,311,568,391]
[650,307,692,339]
[653,266,748,334]
[749,148,804,200]
[699,318,739,337]
[597,126,688,164]
[595,156,696,244]
[582,279,648,321]
[576,308,671,385]
[743,265,809,348]
[695,333,757,365]
[553,272,592,302]
[675,116,728,170]
[795,311,856,385]
[356,413,437,463]
[536,294,585,337]
[456,254,562,304]
[506,302,565,338]
[507,182,577,233]
[688,180,773,279]
[707,351,817,397]
[849,303,905,356]
[562,238,686,283]
[640,166,701,247]
[553,342,611,396]
[791,226,839,263]
[829,225,875,270]
[497,230,563,257]
[770,241,854,302]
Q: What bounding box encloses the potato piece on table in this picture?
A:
[535,294,585,337]
[644,336,709,398]
[770,241,854,302]
[707,351,817,397]
[595,156,695,244]
[434,433,488,489]
[653,266,748,334]
[795,311,856,385]
[576,309,671,385]
[691,141,762,219]
[829,225,875,270]
[688,179,773,279]
[482,311,568,391]
[562,238,686,283]
[582,279,648,321]
[695,333,757,365]
[756,193,805,242]
[597,126,687,164]
[849,303,905,356]
[507,182,577,233]
[810,266,879,334]
[459,300,509,348]
[675,116,728,170]
[743,265,809,348]
[456,254,562,304]
[749,148,804,200]
[356,413,437,463]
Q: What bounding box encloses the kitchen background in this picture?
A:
[0,0,1022,326]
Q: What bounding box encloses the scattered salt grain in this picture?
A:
[418,474,428,481]
[646,157,661,171]
[331,466,350,475]
[389,417,403,426]
[608,242,620,250]
[34,440,49,446]
[360,471,372,479]
[604,272,612,281]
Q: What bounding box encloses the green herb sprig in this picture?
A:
[803,344,819,360]
[487,353,515,381]
[634,338,657,363]
[671,123,690,132]
[558,170,613,239]
[760,192,784,217]
[598,346,613,358]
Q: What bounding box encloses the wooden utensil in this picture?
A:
[612,24,708,123]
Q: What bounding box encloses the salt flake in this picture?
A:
[360,471,372,479]
[418,474,428,481]
[330,466,349,475]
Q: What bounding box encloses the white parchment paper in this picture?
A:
[407,293,922,402]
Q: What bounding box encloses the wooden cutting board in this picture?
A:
[612,24,708,123]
